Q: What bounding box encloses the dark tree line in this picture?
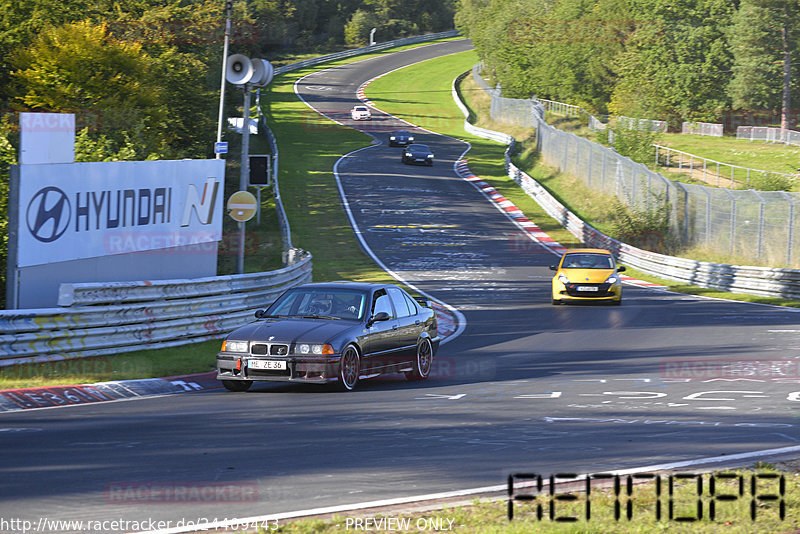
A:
[456,0,800,129]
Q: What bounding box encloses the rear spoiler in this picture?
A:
[414,296,432,308]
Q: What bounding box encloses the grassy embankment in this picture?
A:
[451,69,800,305]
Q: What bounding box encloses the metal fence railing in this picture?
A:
[737,126,800,147]
[471,64,800,268]
[453,71,800,297]
[654,144,797,190]
[682,121,723,137]
[0,254,313,367]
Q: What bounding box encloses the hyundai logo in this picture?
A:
[26,186,71,243]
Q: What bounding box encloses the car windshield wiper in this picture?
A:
[297,314,341,320]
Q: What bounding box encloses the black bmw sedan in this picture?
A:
[217,282,439,391]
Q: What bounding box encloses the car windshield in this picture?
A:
[408,144,429,151]
[266,288,368,320]
[354,106,367,111]
[561,253,614,269]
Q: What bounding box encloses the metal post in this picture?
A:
[723,189,737,255]
[238,86,252,274]
[751,190,766,259]
[780,191,795,265]
[215,1,232,159]
[704,188,712,246]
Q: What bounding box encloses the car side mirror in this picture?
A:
[254,309,265,319]
[617,265,626,272]
[549,265,557,271]
[367,311,390,326]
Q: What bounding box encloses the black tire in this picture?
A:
[552,298,561,305]
[612,298,622,306]
[406,338,434,381]
[222,379,252,392]
[338,345,361,391]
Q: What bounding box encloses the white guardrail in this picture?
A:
[0,254,313,366]
[453,72,800,300]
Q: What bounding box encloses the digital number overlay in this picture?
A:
[508,472,786,522]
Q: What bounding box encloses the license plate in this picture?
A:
[248,359,287,370]
[577,286,599,292]
[415,158,425,162]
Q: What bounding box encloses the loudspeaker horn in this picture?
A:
[226,54,254,86]
[251,59,274,87]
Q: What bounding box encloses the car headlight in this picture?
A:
[390,136,396,140]
[604,275,619,284]
[223,340,248,353]
[427,154,433,158]
[405,152,412,157]
[295,344,335,355]
[408,137,414,142]
[558,273,570,284]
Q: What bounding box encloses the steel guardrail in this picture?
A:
[0,254,312,366]
[453,70,800,300]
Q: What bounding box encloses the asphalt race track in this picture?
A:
[3,39,800,532]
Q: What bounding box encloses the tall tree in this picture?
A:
[728,0,800,130]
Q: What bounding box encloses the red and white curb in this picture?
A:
[0,371,220,412]
[456,160,567,255]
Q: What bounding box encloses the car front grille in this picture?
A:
[250,344,290,356]
[563,283,614,297]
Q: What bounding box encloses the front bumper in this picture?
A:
[403,157,433,166]
[217,353,341,384]
[552,281,622,301]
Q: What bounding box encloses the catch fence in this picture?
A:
[472,64,800,267]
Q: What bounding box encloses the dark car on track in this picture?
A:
[401,143,434,166]
[217,282,439,391]
[389,130,415,147]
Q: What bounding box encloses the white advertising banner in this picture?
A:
[17,159,225,268]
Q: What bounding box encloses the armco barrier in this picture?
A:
[453,72,800,300]
[0,253,312,367]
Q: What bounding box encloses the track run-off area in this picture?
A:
[3,39,800,533]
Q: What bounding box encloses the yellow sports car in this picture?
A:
[550,248,626,305]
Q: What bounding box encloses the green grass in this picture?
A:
[659,133,800,175]
[267,467,800,533]
[0,340,220,389]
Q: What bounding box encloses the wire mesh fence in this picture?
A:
[736,126,800,147]
[471,64,800,267]
[681,121,723,137]
[654,145,796,190]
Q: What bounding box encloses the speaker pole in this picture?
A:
[215,1,232,159]
[237,84,251,274]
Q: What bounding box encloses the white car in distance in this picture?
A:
[350,105,372,120]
